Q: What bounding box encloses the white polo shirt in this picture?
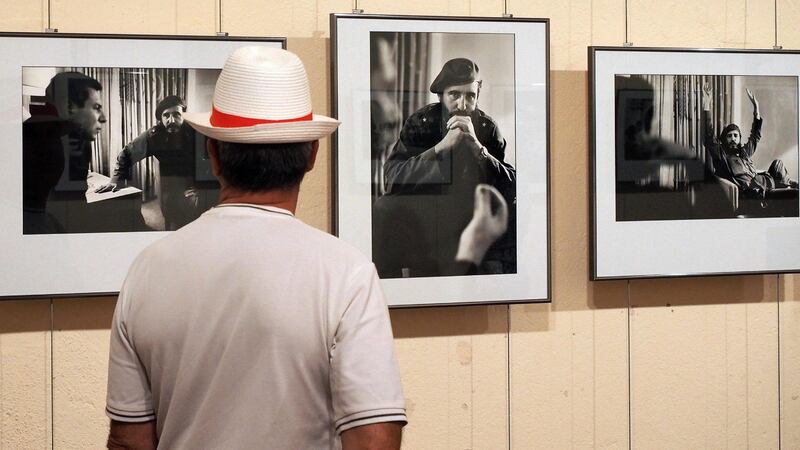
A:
[106,204,406,449]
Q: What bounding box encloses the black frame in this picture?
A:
[1,32,285,299]
[589,45,800,281]
[331,13,551,307]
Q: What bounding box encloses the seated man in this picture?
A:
[615,75,732,220]
[702,86,798,205]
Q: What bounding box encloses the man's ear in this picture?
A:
[207,139,221,177]
[306,140,319,172]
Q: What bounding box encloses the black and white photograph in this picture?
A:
[23,66,221,234]
[369,31,517,279]
[333,15,549,306]
[0,33,284,297]
[592,47,800,280]
[615,74,798,221]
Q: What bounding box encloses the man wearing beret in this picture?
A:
[702,85,798,215]
[375,57,516,277]
[97,95,213,230]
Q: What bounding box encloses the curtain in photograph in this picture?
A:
[370,32,430,198]
[394,32,431,124]
[643,74,732,161]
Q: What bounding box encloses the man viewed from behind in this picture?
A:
[105,47,406,449]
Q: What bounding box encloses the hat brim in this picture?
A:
[182,111,340,144]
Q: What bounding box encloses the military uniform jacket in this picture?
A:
[111,124,197,184]
[375,102,517,276]
[703,112,763,190]
[383,102,516,199]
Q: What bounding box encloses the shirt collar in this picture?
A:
[212,203,294,217]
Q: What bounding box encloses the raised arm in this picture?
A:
[743,88,763,158]
[746,88,761,120]
[701,82,721,167]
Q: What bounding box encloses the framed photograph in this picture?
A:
[332,14,550,306]
[0,32,284,298]
[591,47,800,279]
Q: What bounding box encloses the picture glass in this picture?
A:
[615,73,798,221]
[369,31,518,278]
[334,15,549,306]
[23,66,221,234]
[0,34,284,298]
[592,48,800,279]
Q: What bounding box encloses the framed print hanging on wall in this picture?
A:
[332,14,550,306]
[591,46,800,279]
[0,32,284,298]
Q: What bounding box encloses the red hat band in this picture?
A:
[209,106,313,128]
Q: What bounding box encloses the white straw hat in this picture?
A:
[183,46,340,143]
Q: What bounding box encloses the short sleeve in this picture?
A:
[330,264,407,434]
[105,287,155,423]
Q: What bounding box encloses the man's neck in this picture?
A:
[217,185,300,214]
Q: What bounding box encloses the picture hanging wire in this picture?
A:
[352,0,364,14]
[623,0,633,46]
[45,0,57,32]
[49,299,55,450]
[625,279,633,448]
[777,273,783,449]
[216,0,228,37]
[503,0,513,18]
[774,0,782,50]
[505,303,512,450]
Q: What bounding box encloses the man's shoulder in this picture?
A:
[472,108,500,129]
[141,212,372,269]
[145,125,163,137]
[404,103,441,126]
[399,103,442,146]
[293,220,374,267]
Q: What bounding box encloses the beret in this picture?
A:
[155,95,186,120]
[720,123,741,142]
[429,58,479,93]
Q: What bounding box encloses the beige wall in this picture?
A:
[1,1,798,448]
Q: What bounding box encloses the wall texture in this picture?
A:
[1,0,798,448]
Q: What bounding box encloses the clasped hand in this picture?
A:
[435,115,483,158]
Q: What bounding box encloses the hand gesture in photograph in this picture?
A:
[435,127,465,155]
[702,81,713,111]
[184,187,199,208]
[442,116,484,159]
[746,88,761,119]
[456,184,509,264]
[447,115,485,159]
[447,114,477,140]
